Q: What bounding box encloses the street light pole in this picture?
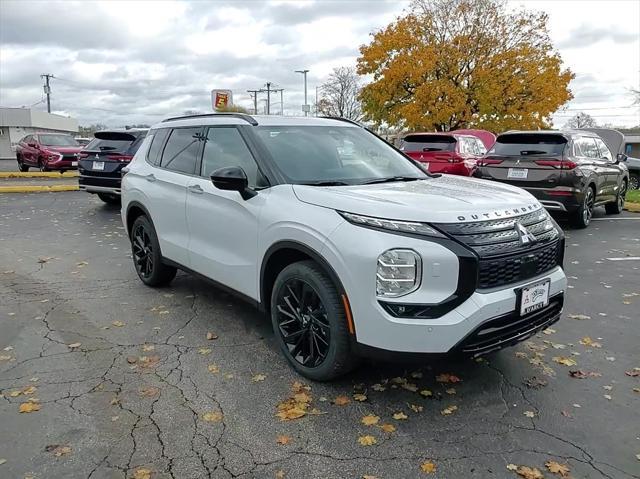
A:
[295,69,309,116]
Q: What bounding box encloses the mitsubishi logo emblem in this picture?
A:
[94,154,100,160]
[515,222,537,246]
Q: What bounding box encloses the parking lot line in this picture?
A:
[591,217,640,221]
[605,257,640,261]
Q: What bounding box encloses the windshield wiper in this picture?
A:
[303,180,350,186]
[361,176,423,185]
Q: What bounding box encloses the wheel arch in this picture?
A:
[260,241,347,314]
[125,201,154,238]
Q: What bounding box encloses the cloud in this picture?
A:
[558,24,637,49]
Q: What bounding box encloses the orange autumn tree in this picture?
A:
[357,0,574,132]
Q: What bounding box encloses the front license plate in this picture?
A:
[71,161,78,166]
[508,168,528,179]
[93,161,105,171]
[520,279,550,316]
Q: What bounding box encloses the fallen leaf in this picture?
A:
[138,356,160,368]
[276,435,291,445]
[507,464,518,471]
[353,393,367,402]
[379,423,396,433]
[603,385,613,390]
[401,382,418,392]
[371,383,386,392]
[410,371,423,379]
[0,355,11,361]
[523,377,547,389]
[45,444,72,457]
[524,410,535,418]
[67,342,81,348]
[553,356,577,367]
[275,470,285,479]
[440,405,458,416]
[127,356,138,364]
[202,411,223,422]
[19,402,41,413]
[625,368,640,377]
[445,388,456,395]
[542,328,556,335]
[605,356,616,362]
[515,465,544,479]
[111,416,120,421]
[409,404,423,413]
[419,389,433,398]
[22,386,37,395]
[0,459,5,465]
[392,411,408,420]
[568,314,590,320]
[9,390,21,397]
[142,344,155,352]
[252,374,267,382]
[604,394,612,400]
[579,337,601,348]
[207,364,220,373]
[420,461,436,474]
[361,414,380,426]
[112,320,125,327]
[139,387,160,398]
[362,476,379,479]
[545,460,570,477]
[206,332,218,340]
[334,395,351,406]
[276,382,313,421]
[198,348,212,355]
[436,373,461,383]
[132,468,152,479]
[358,435,377,446]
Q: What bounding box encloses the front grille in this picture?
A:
[456,294,563,355]
[478,241,561,289]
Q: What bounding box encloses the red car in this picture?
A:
[399,130,495,176]
[16,133,83,172]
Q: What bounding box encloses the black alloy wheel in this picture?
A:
[572,187,594,228]
[629,174,639,191]
[130,216,176,286]
[132,223,154,279]
[605,180,627,215]
[275,278,331,368]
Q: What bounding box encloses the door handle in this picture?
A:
[188,184,204,194]
[145,174,156,182]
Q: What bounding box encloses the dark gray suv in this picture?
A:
[475,130,629,228]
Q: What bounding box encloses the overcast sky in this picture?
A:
[0,0,638,128]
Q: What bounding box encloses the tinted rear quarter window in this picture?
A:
[160,128,202,174]
[401,135,456,152]
[490,134,567,157]
[146,129,170,166]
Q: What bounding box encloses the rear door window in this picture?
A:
[489,134,566,157]
[401,135,456,152]
[160,127,202,175]
[575,138,600,159]
[594,138,613,161]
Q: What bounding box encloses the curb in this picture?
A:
[0,171,79,178]
[0,185,79,193]
[623,203,640,213]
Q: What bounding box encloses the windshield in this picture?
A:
[254,126,425,185]
[39,135,78,146]
[489,134,567,156]
[401,134,456,152]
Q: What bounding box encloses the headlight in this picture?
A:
[339,211,445,238]
[376,249,421,297]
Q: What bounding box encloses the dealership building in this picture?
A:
[0,108,78,159]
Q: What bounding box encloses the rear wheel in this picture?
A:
[38,159,49,172]
[97,193,121,205]
[571,186,594,228]
[271,260,355,381]
[130,216,177,286]
[629,173,639,191]
[605,180,627,215]
[17,156,29,172]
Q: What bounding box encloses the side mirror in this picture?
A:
[210,166,257,200]
[616,153,627,163]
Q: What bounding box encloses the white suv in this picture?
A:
[122,113,567,380]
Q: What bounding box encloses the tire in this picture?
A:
[38,159,49,172]
[570,186,595,229]
[270,260,355,381]
[630,173,639,191]
[130,215,177,287]
[17,156,29,172]
[98,193,121,205]
[605,179,627,215]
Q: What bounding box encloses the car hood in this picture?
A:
[45,146,84,154]
[293,175,542,223]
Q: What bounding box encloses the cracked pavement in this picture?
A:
[0,191,639,479]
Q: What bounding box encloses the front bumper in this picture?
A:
[44,158,78,170]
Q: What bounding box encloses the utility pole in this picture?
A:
[246,89,260,114]
[265,82,272,115]
[271,88,284,115]
[41,73,55,113]
[295,69,309,116]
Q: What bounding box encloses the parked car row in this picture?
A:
[400,127,631,228]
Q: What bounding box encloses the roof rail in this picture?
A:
[161,112,258,126]
[320,116,364,127]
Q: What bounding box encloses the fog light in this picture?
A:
[376,249,421,297]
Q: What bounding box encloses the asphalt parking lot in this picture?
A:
[0,191,638,479]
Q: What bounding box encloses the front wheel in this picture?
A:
[17,156,29,172]
[98,193,121,205]
[38,159,49,172]
[270,260,355,381]
[130,216,177,286]
[571,186,594,228]
[605,180,627,215]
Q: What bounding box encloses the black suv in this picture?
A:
[475,130,629,228]
[78,130,148,204]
